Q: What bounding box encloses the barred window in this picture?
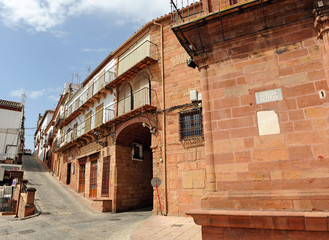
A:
[179,108,203,141]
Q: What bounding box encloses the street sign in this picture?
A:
[151,177,162,215]
[151,177,161,188]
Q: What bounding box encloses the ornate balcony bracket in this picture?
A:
[314,13,329,39]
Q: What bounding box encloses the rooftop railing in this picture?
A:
[171,0,274,25]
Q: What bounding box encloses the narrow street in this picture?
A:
[0,155,152,240]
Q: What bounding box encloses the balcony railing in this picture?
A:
[171,0,313,57]
[171,0,265,26]
[55,112,65,127]
[61,40,159,126]
[57,87,154,149]
[118,87,151,116]
[58,102,115,147]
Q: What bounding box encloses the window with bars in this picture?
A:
[179,108,203,141]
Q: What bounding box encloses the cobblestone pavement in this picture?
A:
[0,155,201,240]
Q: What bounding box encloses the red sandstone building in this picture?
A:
[170,0,329,239]
[42,15,205,214]
[38,0,329,238]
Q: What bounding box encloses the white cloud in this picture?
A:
[48,95,60,101]
[0,0,171,32]
[29,89,45,99]
[81,48,109,53]
[10,87,62,101]
[9,88,26,98]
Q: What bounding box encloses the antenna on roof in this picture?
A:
[21,92,26,106]
[74,73,81,85]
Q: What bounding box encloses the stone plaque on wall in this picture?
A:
[257,110,280,136]
[255,88,283,104]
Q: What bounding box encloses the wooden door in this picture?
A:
[66,163,71,185]
[79,162,86,193]
[101,156,110,196]
[90,161,97,198]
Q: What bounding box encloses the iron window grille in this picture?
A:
[179,108,203,141]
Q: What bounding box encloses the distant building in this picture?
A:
[34,83,80,164]
[0,99,24,163]
[34,110,55,162]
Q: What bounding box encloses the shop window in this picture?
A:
[179,108,203,141]
[132,142,143,161]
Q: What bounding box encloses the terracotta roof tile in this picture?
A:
[0,99,22,110]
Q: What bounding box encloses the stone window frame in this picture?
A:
[179,107,203,141]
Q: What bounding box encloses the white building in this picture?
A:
[34,110,54,162]
[35,83,80,162]
[0,99,24,162]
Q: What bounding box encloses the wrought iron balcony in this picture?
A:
[60,40,159,128]
[170,0,314,57]
[55,112,65,128]
[55,87,156,151]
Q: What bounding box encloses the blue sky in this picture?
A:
[0,0,171,150]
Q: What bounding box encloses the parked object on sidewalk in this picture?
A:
[24,149,32,155]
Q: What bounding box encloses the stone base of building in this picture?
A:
[187,189,329,239]
[188,209,329,240]
[201,226,329,240]
[90,199,112,212]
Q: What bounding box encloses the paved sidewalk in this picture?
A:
[132,215,201,240]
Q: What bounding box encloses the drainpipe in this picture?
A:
[153,21,167,216]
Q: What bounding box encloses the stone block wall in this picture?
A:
[148,21,208,216]
[205,19,329,200]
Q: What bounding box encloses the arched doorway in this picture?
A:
[114,120,153,212]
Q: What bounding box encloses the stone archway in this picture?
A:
[114,119,153,212]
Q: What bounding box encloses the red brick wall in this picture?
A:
[149,21,207,216]
[204,17,329,206]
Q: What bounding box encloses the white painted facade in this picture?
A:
[58,59,117,146]
[35,111,54,162]
[0,108,23,160]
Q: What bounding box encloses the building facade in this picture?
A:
[0,99,24,163]
[169,0,329,239]
[39,0,329,238]
[41,13,208,214]
[34,110,54,162]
